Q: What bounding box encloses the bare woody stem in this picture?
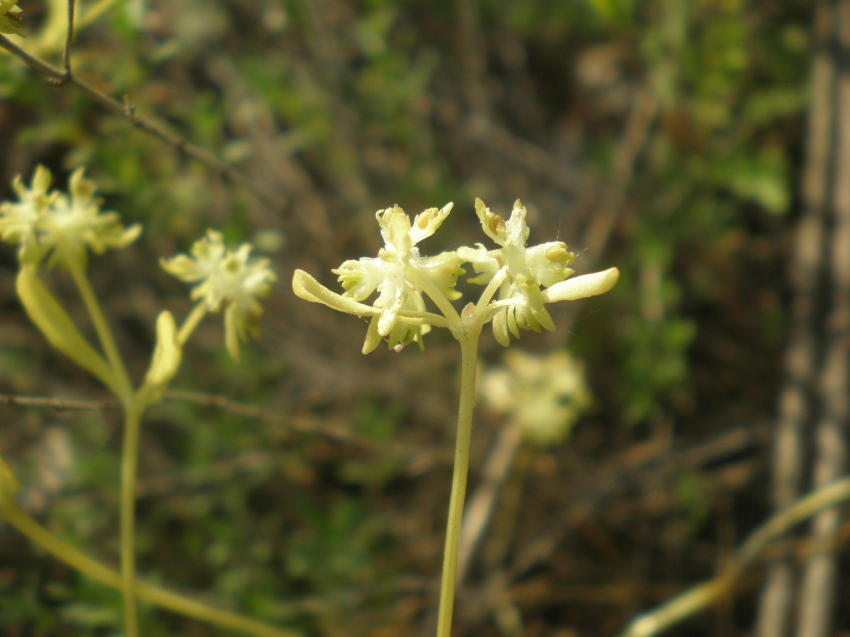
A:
[62,0,75,77]
[0,29,284,210]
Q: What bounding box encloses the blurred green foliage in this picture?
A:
[0,0,810,634]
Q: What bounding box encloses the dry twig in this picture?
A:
[0,0,286,211]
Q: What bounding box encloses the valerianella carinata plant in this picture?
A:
[0,166,281,637]
[293,198,619,637]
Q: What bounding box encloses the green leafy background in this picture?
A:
[0,0,823,635]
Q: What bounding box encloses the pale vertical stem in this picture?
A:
[436,332,480,637]
[68,263,133,404]
[797,4,850,635]
[120,402,144,637]
[756,3,834,636]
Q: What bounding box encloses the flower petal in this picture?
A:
[493,307,511,347]
[541,267,620,303]
[504,200,530,246]
[410,202,453,245]
[292,269,381,317]
[474,198,507,245]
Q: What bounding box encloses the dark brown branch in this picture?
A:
[0,28,286,211]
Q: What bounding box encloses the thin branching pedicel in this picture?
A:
[292,199,619,637]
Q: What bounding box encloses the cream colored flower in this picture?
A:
[459,199,575,345]
[331,203,464,352]
[38,168,142,269]
[161,230,277,361]
[0,0,25,37]
[481,349,591,445]
[0,166,141,268]
[0,165,54,260]
[293,198,618,355]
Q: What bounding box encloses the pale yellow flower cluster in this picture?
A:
[161,230,277,361]
[481,349,591,445]
[0,166,141,269]
[294,198,619,353]
[333,204,463,353]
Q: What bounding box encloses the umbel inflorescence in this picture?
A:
[293,197,618,637]
[293,198,619,351]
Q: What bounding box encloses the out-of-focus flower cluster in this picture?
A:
[0,166,141,269]
[293,198,619,353]
[0,0,24,37]
[162,230,277,361]
[481,349,591,445]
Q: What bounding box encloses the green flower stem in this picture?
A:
[120,400,145,637]
[68,263,133,405]
[178,302,209,346]
[436,326,481,637]
[0,499,300,637]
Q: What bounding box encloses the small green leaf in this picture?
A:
[15,265,119,395]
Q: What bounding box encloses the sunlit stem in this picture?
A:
[120,400,145,637]
[68,262,133,405]
[0,499,299,637]
[474,267,508,318]
[405,264,462,324]
[396,309,451,329]
[436,327,481,637]
[178,303,208,346]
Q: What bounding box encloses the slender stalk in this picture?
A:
[618,475,850,637]
[436,330,480,637]
[63,0,76,77]
[0,34,286,210]
[177,303,209,346]
[120,401,144,637]
[473,267,508,318]
[406,264,463,324]
[0,500,300,637]
[68,263,133,405]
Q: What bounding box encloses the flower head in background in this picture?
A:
[481,349,591,445]
[459,199,578,346]
[162,230,277,361]
[0,165,54,260]
[39,169,142,269]
[0,166,141,268]
[0,0,25,37]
